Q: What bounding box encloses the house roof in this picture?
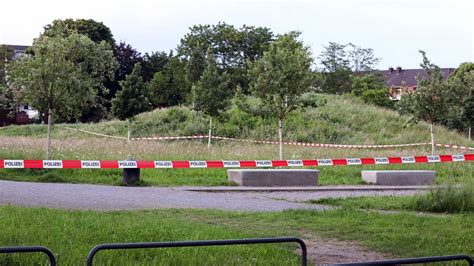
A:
[376,67,455,87]
[2,44,29,51]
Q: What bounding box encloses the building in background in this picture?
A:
[1,44,39,127]
[378,66,455,100]
[7,45,29,60]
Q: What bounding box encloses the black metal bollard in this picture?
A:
[123,168,140,186]
[122,159,140,186]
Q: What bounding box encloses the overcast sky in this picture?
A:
[1,0,472,69]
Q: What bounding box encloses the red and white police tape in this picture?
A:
[211,136,435,149]
[132,135,434,148]
[131,135,208,141]
[436,144,474,150]
[66,127,473,150]
[132,135,474,150]
[1,154,472,169]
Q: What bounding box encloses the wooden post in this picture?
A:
[46,108,52,160]
[430,123,435,155]
[278,118,283,160]
[208,117,212,149]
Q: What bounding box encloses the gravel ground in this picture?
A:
[0,180,426,212]
[0,180,330,212]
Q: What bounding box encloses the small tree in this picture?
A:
[192,50,231,148]
[112,63,152,140]
[248,32,313,159]
[398,51,447,154]
[42,19,118,122]
[9,33,116,159]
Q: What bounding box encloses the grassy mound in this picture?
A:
[1,94,472,147]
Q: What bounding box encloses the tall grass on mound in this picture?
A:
[2,94,473,148]
[407,182,474,213]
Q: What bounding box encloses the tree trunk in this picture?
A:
[469,126,472,141]
[208,117,212,149]
[430,123,435,155]
[127,119,131,144]
[279,118,283,160]
[46,108,52,160]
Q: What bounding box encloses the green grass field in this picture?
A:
[0,206,472,265]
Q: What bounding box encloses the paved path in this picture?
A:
[0,180,425,212]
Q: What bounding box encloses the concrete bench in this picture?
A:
[227,169,319,187]
[362,170,435,186]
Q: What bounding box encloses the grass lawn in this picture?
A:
[0,206,472,265]
[311,180,474,213]
[0,206,298,266]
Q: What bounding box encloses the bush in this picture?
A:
[406,182,474,213]
[361,89,395,109]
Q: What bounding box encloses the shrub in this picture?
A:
[361,89,395,109]
[406,182,474,213]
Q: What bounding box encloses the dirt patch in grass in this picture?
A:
[298,230,391,264]
[185,213,392,264]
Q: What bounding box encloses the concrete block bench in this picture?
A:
[227,169,319,187]
[362,170,435,186]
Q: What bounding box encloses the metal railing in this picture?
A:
[336,254,473,265]
[86,237,307,266]
[1,241,473,266]
[0,246,56,266]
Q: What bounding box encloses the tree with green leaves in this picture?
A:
[318,42,352,94]
[446,62,474,139]
[361,88,394,109]
[184,42,207,87]
[192,50,231,148]
[0,45,13,84]
[142,51,172,82]
[248,32,314,159]
[178,23,274,92]
[351,73,386,97]
[8,33,117,159]
[347,43,380,72]
[351,73,393,108]
[398,51,448,154]
[100,42,144,122]
[148,57,188,108]
[112,63,152,120]
[0,45,15,111]
[41,19,118,122]
[43,19,116,48]
[114,42,143,86]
